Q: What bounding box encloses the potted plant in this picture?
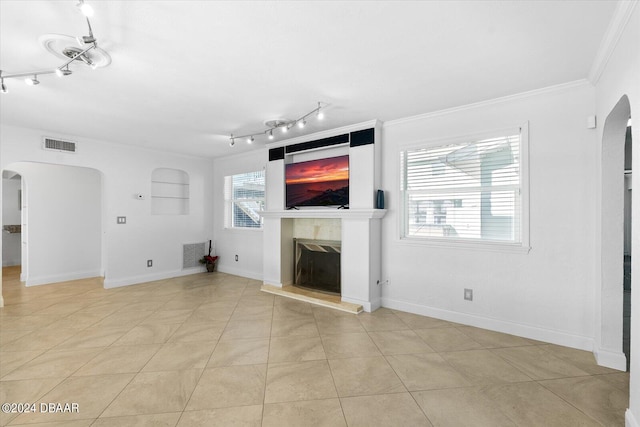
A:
[200,240,218,272]
[200,255,218,272]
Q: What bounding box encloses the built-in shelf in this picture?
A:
[259,209,386,220]
[151,168,189,215]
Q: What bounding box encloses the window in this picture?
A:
[224,170,265,229]
[400,127,528,247]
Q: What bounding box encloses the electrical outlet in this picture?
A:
[464,288,473,301]
[147,259,153,267]
[235,254,239,262]
[117,216,126,224]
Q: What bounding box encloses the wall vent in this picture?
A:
[42,137,77,153]
[183,242,206,269]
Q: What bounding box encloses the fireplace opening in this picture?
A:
[294,238,341,294]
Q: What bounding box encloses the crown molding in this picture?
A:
[384,79,591,128]
[588,0,638,85]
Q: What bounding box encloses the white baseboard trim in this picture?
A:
[627,409,639,427]
[594,347,628,371]
[26,270,102,287]
[103,267,203,289]
[215,265,263,281]
[263,280,283,288]
[0,295,4,307]
[381,297,594,352]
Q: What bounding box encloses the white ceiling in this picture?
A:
[0,1,617,158]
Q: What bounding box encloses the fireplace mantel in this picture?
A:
[262,120,384,312]
[259,209,386,220]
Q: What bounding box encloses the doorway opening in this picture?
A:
[2,171,23,273]
[624,120,632,371]
[599,94,632,371]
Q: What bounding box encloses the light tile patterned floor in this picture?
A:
[0,266,629,426]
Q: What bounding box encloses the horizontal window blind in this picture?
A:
[401,132,522,243]
[224,170,265,229]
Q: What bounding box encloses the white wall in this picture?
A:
[9,163,102,285]
[212,149,266,280]
[380,82,598,350]
[0,124,213,291]
[593,3,639,424]
[2,177,21,266]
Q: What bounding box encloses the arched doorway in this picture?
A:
[1,162,104,291]
[599,95,632,370]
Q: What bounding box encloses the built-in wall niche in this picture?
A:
[151,168,189,215]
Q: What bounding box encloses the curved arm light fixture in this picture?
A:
[0,0,107,94]
[229,101,327,147]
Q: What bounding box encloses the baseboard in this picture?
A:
[594,347,628,371]
[0,295,4,307]
[381,297,594,352]
[216,265,263,281]
[26,270,102,287]
[103,267,203,289]
[263,280,283,288]
[627,409,639,427]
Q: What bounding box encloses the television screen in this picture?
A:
[285,155,349,208]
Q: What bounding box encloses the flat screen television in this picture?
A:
[285,155,349,208]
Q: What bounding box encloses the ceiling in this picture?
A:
[0,1,617,158]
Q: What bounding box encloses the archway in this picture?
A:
[1,162,104,293]
[599,95,631,370]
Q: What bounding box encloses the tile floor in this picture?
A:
[0,266,630,426]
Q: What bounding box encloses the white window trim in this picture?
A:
[224,170,265,231]
[396,122,530,253]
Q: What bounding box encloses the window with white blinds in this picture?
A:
[224,170,265,229]
[400,127,527,246]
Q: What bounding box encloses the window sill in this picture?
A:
[223,227,263,233]
[397,237,531,254]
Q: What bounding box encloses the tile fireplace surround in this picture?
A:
[260,121,385,312]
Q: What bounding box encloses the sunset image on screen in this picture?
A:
[285,155,349,207]
[285,156,349,184]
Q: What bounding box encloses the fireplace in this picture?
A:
[294,238,341,294]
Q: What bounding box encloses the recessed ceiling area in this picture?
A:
[0,1,618,158]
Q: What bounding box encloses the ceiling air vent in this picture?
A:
[42,137,77,153]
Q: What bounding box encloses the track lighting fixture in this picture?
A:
[226,102,327,147]
[0,1,106,94]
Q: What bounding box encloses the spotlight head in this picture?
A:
[229,139,235,147]
[25,76,40,86]
[268,130,274,140]
[298,119,306,129]
[317,110,324,120]
[247,136,254,144]
[77,1,94,17]
[55,68,72,77]
[282,125,288,133]
[1,81,7,94]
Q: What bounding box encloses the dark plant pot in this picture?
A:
[206,262,215,272]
